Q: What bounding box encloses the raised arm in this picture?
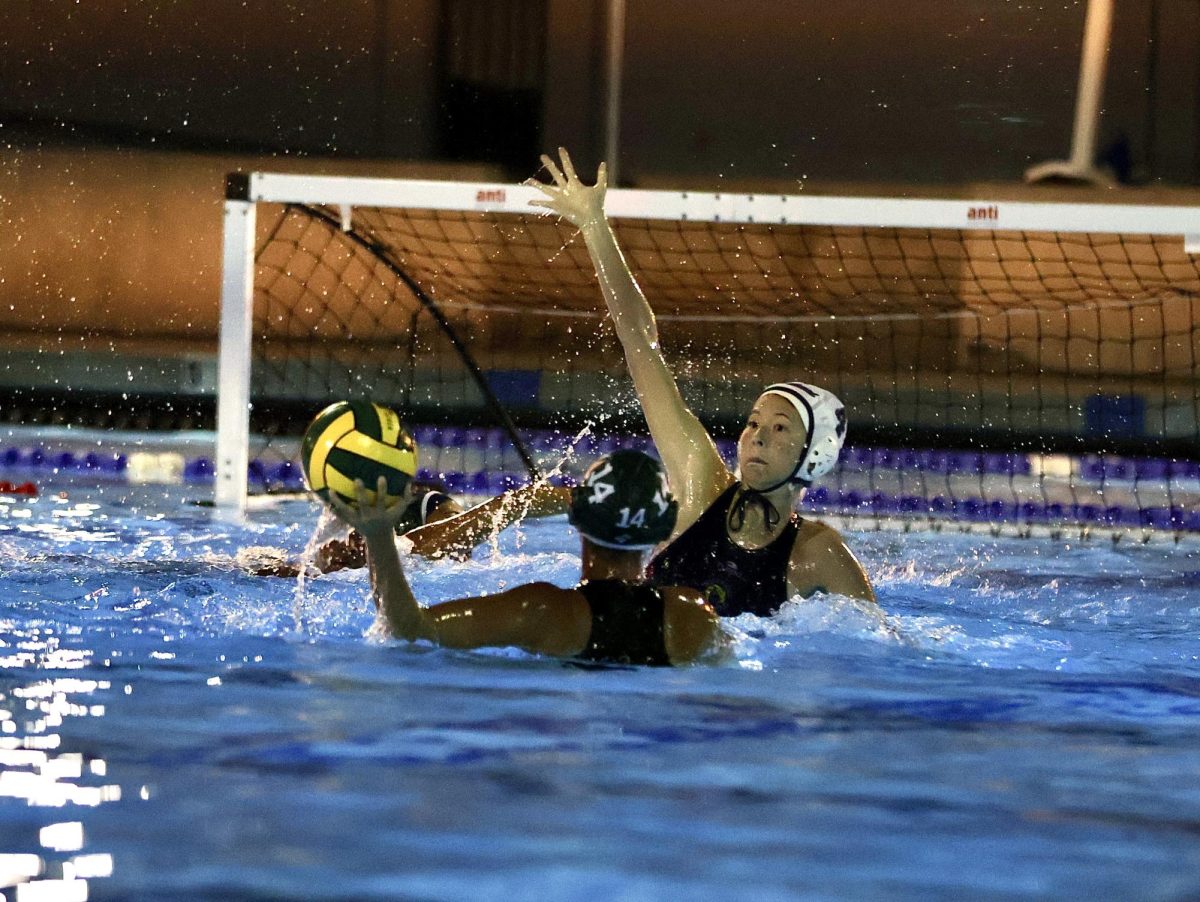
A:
[530,149,732,529]
[328,482,436,640]
[330,478,591,654]
[404,482,570,558]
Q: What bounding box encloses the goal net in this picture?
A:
[216,172,1200,538]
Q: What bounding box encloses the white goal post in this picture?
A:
[215,171,1200,513]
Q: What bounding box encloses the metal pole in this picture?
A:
[1024,0,1115,185]
[1068,0,1115,169]
[213,197,257,513]
[604,0,626,183]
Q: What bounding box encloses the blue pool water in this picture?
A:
[2,475,1200,900]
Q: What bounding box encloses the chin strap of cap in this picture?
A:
[728,486,782,533]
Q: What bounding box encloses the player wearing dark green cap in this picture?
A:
[329,450,726,666]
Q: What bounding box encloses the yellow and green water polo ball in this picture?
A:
[301,401,417,506]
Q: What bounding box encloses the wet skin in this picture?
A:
[737,394,807,491]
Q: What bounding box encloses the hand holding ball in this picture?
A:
[301,401,417,507]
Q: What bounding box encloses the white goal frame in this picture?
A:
[215,171,1200,513]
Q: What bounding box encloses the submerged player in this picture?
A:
[309,479,462,572]
[530,149,875,616]
[330,450,726,666]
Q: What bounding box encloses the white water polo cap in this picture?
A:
[759,382,847,485]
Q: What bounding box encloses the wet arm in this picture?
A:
[423,584,591,657]
[532,150,730,521]
[404,483,571,558]
[356,517,438,640]
[326,481,438,639]
[361,517,591,655]
[789,526,877,604]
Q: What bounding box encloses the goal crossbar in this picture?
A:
[234,171,1200,240]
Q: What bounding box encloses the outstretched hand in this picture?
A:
[528,147,608,232]
[326,477,407,539]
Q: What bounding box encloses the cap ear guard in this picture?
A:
[760,382,847,486]
[568,450,679,550]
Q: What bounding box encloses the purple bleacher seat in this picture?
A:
[1139,507,1169,528]
[1133,459,1169,480]
[959,498,982,518]
[486,472,522,494]
[185,458,214,480]
[524,431,553,452]
[247,460,267,486]
[1081,457,1104,480]
[273,461,300,484]
[841,446,867,469]
[982,453,1007,474]
[985,500,1009,520]
[947,452,979,474]
[1019,500,1048,522]
[919,450,949,473]
[1117,506,1147,528]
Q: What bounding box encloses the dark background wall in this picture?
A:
[1,0,1196,185]
[0,0,441,158]
[0,0,1196,395]
[612,1,1188,185]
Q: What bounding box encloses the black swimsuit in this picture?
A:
[648,484,798,617]
[577,580,670,667]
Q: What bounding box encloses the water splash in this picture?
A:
[291,506,349,636]
[478,422,594,560]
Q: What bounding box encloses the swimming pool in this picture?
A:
[2,473,1200,900]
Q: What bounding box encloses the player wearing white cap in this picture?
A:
[530,149,875,615]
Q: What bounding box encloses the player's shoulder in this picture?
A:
[789,516,854,571]
[795,515,847,548]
